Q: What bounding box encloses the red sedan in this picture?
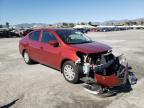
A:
[19,28,132,88]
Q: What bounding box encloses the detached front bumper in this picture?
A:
[94,54,129,88]
[94,64,128,87]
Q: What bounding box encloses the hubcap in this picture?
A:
[64,65,75,81]
[24,52,29,63]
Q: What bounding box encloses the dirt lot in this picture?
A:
[0,30,144,108]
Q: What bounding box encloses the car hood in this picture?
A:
[68,42,111,54]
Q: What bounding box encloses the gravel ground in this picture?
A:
[0,30,144,108]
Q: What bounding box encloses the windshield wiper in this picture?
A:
[78,41,93,44]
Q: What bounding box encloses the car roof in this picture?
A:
[34,28,74,32]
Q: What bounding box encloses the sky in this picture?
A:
[0,0,144,25]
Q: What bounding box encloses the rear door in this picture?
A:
[39,30,62,69]
[28,30,42,61]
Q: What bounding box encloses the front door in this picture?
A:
[39,30,61,69]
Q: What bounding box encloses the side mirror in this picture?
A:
[49,40,59,47]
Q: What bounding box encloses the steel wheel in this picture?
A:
[23,50,33,64]
[24,52,30,63]
[62,61,80,83]
[64,64,75,81]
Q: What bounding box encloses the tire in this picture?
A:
[23,50,33,64]
[62,61,80,84]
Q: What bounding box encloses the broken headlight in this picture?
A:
[118,54,127,65]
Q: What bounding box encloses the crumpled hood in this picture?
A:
[68,42,112,54]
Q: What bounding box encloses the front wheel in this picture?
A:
[62,61,80,84]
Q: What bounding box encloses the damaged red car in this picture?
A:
[19,28,137,95]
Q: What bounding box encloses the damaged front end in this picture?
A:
[75,50,137,96]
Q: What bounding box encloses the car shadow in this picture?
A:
[0,99,19,108]
[111,81,132,94]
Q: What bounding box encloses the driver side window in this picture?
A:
[41,31,57,43]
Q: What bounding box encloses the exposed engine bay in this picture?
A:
[75,50,137,96]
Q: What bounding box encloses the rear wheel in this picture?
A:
[23,50,33,64]
[62,61,80,84]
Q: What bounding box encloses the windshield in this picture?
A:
[56,30,92,44]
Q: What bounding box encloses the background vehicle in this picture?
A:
[0,28,19,38]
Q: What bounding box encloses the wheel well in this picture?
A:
[60,59,71,73]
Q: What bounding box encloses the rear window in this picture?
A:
[29,31,40,41]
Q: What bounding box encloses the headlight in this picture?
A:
[118,54,127,65]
